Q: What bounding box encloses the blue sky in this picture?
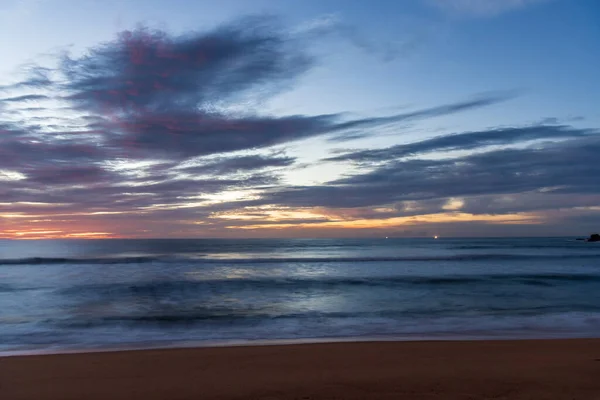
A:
[3,0,598,124]
[0,0,599,238]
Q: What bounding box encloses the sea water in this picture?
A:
[1,237,599,353]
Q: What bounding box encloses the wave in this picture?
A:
[7,311,600,353]
[197,254,600,263]
[57,273,600,299]
[452,244,600,250]
[0,284,16,293]
[2,253,600,265]
[55,306,600,329]
[0,256,162,265]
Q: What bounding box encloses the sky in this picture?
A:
[0,0,599,239]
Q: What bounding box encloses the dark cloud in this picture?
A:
[261,130,600,210]
[327,125,590,162]
[100,112,339,159]
[182,154,295,176]
[0,139,103,170]
[23,165,111,185]
[459,193,600,215]
[60,18,310,114]
[0,94,50,103]
[16,18,505,160]
[0,122,27,136]
[1,18,321,220]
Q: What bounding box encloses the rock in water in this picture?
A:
[587,233,600,242]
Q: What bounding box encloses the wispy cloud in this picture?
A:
[294,13,425,62]
[0,94,50,103]
[426,0,550,17]
[326,125,592,161]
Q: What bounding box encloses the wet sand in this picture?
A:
[1,339,600,399]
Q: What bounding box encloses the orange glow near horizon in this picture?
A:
[226,211,541,231]
[1,206,545,239]
[216,208,330,222]
[0,230,116,240]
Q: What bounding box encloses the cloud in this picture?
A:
[0,66,53,91]
[1,18,329,206]
[5,18,508,161]
[426,0,550,17]
[181,155,295,176]
[327,124,592,162]
[60,17,311,115]
[0,121,27,136]
[0,94,50,103]
[22,165,111,185]
[327,92,515,141]
[31,19,339,159]
[1,14,597,238]
[0,139,103,170]
[295,14,424,62]
[261,127,600,211]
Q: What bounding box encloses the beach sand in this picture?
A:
[1,339,600,399]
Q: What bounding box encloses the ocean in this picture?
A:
[1,237,599,353]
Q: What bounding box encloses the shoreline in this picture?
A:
[3,331,600,358]
[2,338,600,399]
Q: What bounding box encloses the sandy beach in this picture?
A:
[1,339,600,399]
